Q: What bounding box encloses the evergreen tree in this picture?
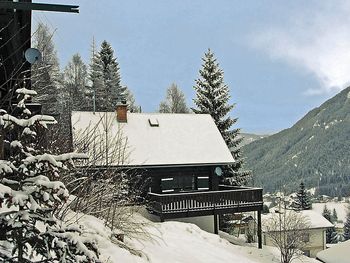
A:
[321,204,337,243]
[192,49,250,185]
[292,182,312,210]
[344,211,350,241]
[322,204,332,222]
[332,208,338,222]
[89,40,126,112]
[31,22,61,116]
[89,42,105,112]
[159,83,189,113]
[0,87,98,262]
[99,41,126,111]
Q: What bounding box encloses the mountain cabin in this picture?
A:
[71,103,263,248]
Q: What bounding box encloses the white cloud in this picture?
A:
[250,2,350,95]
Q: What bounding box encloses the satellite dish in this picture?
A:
[24,48,42,64]
[214,166,223,176]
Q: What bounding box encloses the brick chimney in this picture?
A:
[116,101,128,122]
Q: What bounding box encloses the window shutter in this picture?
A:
[197,176,209,190]
[161,177,174,193]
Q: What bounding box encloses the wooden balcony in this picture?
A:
[147,185,263,219]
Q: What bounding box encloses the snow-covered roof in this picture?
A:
[71,111,234,167]
[262,209,333,230]
[316,239,350,263]
[301,210,334,229]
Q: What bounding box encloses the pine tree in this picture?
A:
[344,211,350,241]
[322,204,332,222]
[332,208,338,222]
[99,41,126,111]
[0,87,99,262]
[292,182,312,210]
[89,40,126,112]
[89,42,105,112]
[31,22,61,116]
[321,204,337,243]
[192,49,250,185]
[159,83,189,113]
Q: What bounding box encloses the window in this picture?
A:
[173,175,195,192]
[197,176,209,190]
[302,250,310,257]
[161,176,195,193]
[161,178,174,193]
[302,233,310,242]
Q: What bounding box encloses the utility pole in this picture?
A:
[0,1,79,110]
[0,1,79,159]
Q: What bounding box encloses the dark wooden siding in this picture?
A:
[141,166,219,194]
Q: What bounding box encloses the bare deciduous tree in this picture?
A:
[63,112,150,249]
[264,209,310,263]
[159,83,189,113]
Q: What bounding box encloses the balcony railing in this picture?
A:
[147,185,263,219]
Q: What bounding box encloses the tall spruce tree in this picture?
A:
[192,49,250,185]
[0,87,99,262]
[99,41,126,111]
[322,204,337,243]
[89,41,126,111]
[89,42,106,112]
[344,210,350,241]
[292,182,312,210]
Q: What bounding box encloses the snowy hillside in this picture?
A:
[244,86,350,195]
[72,213,318,263]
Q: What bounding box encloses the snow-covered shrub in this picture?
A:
[0,88,99,262]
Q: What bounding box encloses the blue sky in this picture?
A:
[32,1,350,134]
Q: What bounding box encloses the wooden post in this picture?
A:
[214,213,218,234]
[0,128,4,159]
[257,210,262,249]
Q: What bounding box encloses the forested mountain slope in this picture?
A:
[239,133,269,147]
[243,87,350,196]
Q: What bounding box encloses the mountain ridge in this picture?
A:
[243,87,350,196]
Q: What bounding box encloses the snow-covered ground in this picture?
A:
[73,212,318,263]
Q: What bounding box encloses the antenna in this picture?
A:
[24,48,42,64]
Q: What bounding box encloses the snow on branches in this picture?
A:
[0,87,99,262]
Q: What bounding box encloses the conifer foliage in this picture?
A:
[344,210,350,241]
[0,88,98,262]
[192,49,250,185]
[90,40,126,112]
[292,182,312,210]
[322,205,338,243]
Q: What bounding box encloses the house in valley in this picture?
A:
[262,209,333,258]
[71,103,264,247]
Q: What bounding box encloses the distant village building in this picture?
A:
[262,209,333,258]
[71,104,264,247]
